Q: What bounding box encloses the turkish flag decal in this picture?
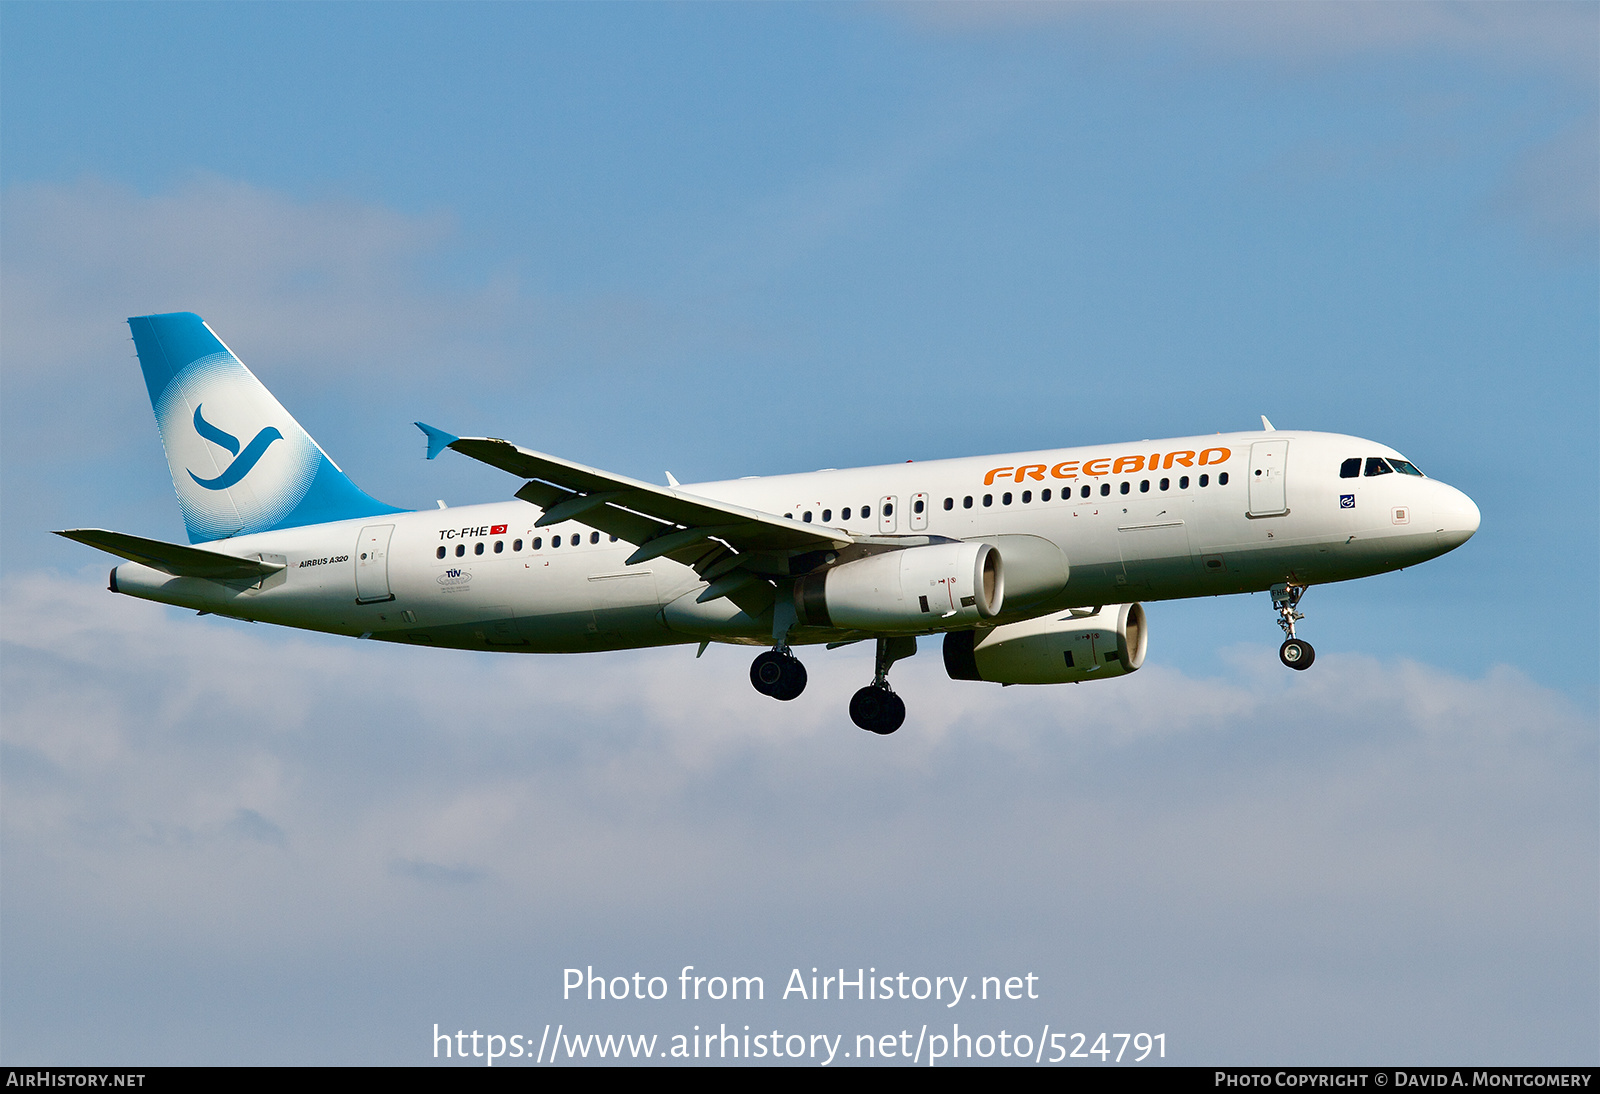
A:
[491,524,508,535]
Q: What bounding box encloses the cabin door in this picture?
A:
[354,524,396,603]
[1248,441,1290,517]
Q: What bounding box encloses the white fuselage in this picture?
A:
[109,430,1480,653]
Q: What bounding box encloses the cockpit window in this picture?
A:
[1340,458,1361,478]
[1389,459,1424,477]
[1364,457,1394,477]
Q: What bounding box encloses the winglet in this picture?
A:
[1260,415,1276,432]
[415,421,460,460]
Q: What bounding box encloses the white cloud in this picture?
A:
[3,568,1593,1059]
[0,175,521,386]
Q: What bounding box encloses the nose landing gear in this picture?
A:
[849,636,916,735]
[1271,582,1315,670]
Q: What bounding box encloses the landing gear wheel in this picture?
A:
[773,656,807,701]
[751,650,807,699]
[751,650,785,695]
[850,686,905,735]
[1279,638,1315,671]
[1270,583,1315,671]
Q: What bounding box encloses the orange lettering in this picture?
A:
[984,467,1014,486]
[1198,447,1231,465]
[1113,455,1145,474]
[1051,461,1080,479]
[1082,458,1111,477]
[1164,451,1194,469]
[1015,464,1047,483]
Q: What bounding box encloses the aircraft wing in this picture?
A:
[55,529,286,580]
[417,425,852,566]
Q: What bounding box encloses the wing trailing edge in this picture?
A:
[417,427,853,557]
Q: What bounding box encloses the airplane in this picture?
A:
[57,312,1481,735]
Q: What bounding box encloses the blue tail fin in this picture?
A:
[128,312,406,543]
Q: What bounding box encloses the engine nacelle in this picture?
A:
[943,603,1146,684]
[794,541,1003,632]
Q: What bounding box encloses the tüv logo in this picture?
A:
[188,404,283,490]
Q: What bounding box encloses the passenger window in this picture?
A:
[914,499,925,514]
[494,540,504,553]
[1179,476,1190,489]
[1139,480,1149,493]
[1199,474,1209,487]
[963,496,973,509]
[513,539,523,552]
[1100,483,1110,497]
[1160,478,1170,491]
[455,544,465,557]
[1119,482,1130,495]
[1340,458,1361,478]
[532,537,542,550]
[1021,490,1031,503]
[823,509,832,522]
[943,498,953,511]
[1365,457,1394,477]
[882,502,893,517]
[571,534,580,546]
[1002,492,1013,505]
[1041,488,1051,501]
[858,506,868,519]
[1219,472,1229,485]
[610,535,618,542]
[983,494,993,507]
[590,531,600,544]
[803,511,813,523]
[474,542,484,555]
[436,546,446,559]
[1081,485,1091,499]
[551,535,561,549]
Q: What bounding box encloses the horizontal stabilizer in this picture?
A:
[54,529,286,580]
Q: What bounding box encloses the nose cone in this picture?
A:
[1434,484,1480,552]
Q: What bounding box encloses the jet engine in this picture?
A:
[943,603,1146,684]
[794,541,1003,632]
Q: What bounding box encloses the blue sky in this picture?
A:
[3,2,1595,1065]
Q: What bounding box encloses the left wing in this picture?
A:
[417,424,853,577]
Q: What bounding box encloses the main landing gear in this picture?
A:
[750,648,807,701]
[849,636,916,735]
[1271,582,1315,671]
[746,628,917,735]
